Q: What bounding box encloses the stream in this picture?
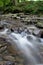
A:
[0,27,43,65]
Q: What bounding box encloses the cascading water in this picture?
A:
[0,27,43,65]
[8,32,43,65]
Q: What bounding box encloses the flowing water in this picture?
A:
[0,27,43,65]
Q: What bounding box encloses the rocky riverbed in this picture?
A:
[0,13,43,65]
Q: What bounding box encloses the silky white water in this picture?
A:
[0,28,43,65]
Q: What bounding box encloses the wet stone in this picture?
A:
[10,28,14,32]
[3,55,15,61]
[0,25,4,30]
[0,56,3,61]
[5,61,15,65]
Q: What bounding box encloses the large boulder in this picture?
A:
[33,30,43,38]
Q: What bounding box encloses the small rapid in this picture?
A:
[0,28,43,65]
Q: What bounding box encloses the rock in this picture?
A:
[0,25,4,30]
[0,61,4,65]
[3,55,15,61]
[41,33,43,38]
[5,61,15,65]
[11,28,14,32]
[39,31,43,38]
[15,56,24,65]
[17,28,22,34]
[0,46,7,53]
[36,22,43,29]
[0,38,10,55]
[0,56,3,61]
[0,38,8,54]
[27,35,32,41]
[33,29,40,36]
[33,30,43,38]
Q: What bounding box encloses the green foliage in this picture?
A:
[0,0,3,7]
[0,0,43,14]
[0,0,10,12]
[17,1,43,14]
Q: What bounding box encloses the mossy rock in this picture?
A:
[36,22,43,28]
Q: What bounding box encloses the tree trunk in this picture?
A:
[14,0,19,6]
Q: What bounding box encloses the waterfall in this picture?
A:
[0,28,43,65]
[8,32,43,65]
